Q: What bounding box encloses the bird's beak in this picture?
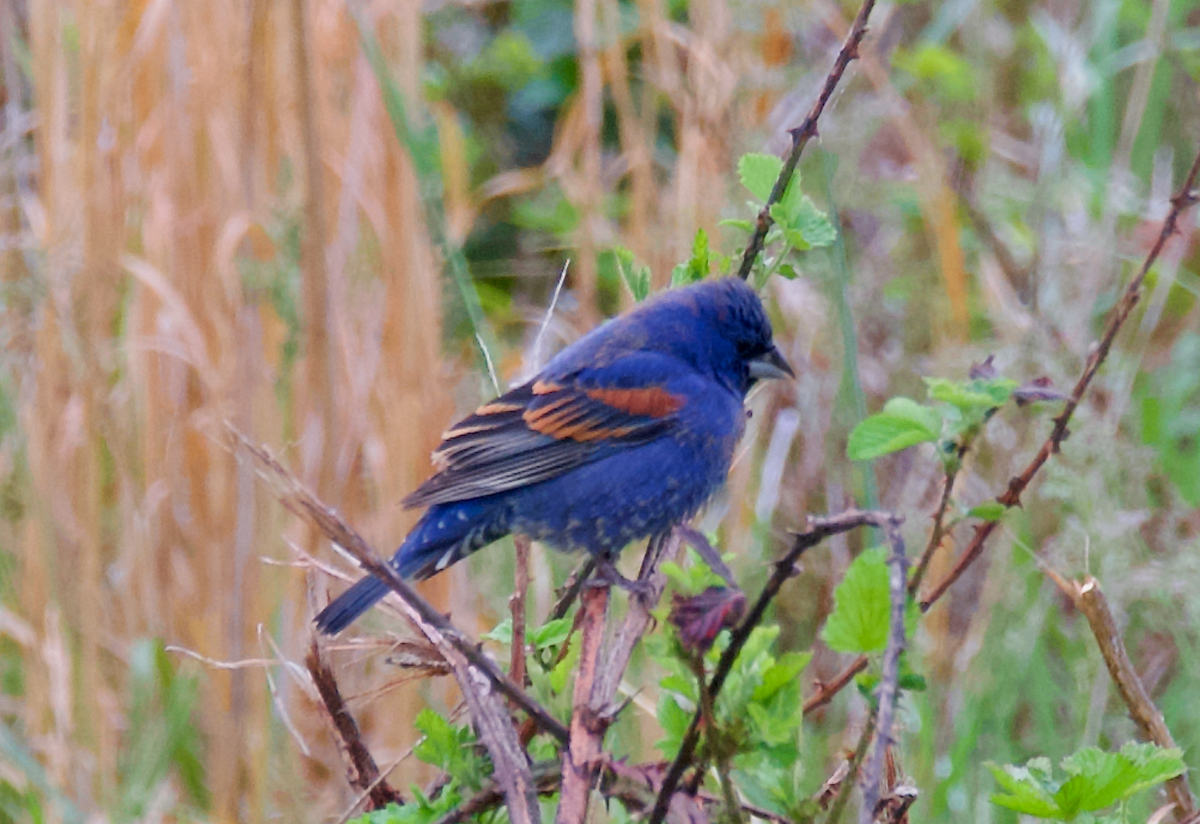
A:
[748,346,796,382]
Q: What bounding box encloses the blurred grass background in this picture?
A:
[1,0,1199,821]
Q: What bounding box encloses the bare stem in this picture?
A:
[859,519,908,824]
[647,510,900,824]
[735,0,876,281]
[919,145,1200,610]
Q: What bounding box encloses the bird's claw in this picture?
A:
[675,525,739,589]
[591,557,656,600]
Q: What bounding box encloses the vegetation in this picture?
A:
[1,0,1199,822]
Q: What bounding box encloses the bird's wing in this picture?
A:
[403,368,687,508]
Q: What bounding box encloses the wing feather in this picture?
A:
[403,375,685,508]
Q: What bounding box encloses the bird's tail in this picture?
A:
[314,499,510,635]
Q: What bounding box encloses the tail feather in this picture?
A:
[314,575,390,635]
[314,500,509,635]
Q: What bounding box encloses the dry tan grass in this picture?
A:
[0,1,816,818]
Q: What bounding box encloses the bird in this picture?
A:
[315,277,794,635]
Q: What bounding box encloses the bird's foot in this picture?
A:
[675,525,740,590]
[591,556,655,600]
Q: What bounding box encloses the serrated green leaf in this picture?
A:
[481,617,513,645]
[738,153,784,201]
[822,550,919,656]
[613,246,652,302]
[847,398,941,460]
[987,745,1185,821]
[782,226,812,251]
[671,228,710,286]
[986,763,1062,819]
[752,652,812,703]
[968,501,1006,522]
[820,549,892,654]
[719,218,755,233]
[413,709,457,769]
[791,196,837,248]
[777,263,799,280]
[530,617,573,650]
[925,377,1017,411]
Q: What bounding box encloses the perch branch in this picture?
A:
[238,433,567,744]
[647,509,900,824]
[920,145,1200,610]
[239,435,558,824]
[555,585,610,824]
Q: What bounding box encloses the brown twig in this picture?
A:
[555,585,610,824]
[238,433,567,745]
[548,557,596,622]
[240,435,556,824]
[511,535,531,689]
[822,712,876,824]
[647,509,899,824]
[907,456,961,595]
[306,640,404,811]
[735,0,876,281]
[804,655,868,715]
[1069,576,1195,819]
[919,146,1200,610]
[860,519,908,824]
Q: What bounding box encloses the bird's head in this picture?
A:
[640,278,795,396]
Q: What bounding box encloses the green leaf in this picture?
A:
[847,397,941,460]
[790,196,837,248]
[924,377,1016,412]
[738,153,784,201]
[413,709,458,770]
[529,618,573,650]
[481,617,513,645]
[1058,745,1186,813]
[548,635,579,695]
[752,652,812,703]
[775,206,812,252]
[719,218,755,233]
[821,548,892,654]
[986,762,1062,819]
[613,246,652,302]
[986,745,1185,821]
[968,501,1006,522]
[671,228,710,286]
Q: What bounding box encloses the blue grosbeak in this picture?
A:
[315,278,793,635]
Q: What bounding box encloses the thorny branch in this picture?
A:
[555,585,610,824]
[238,434,567,744]
[822,712,876,824]
[306,640,404,811]
[511,535,532,690]
[907,452,962,595]
[647,509,901,824]
[793,141,1200,775]
[919,146,1200,610]
[735,0,876,280]
[239,435,558,824]
[859,517,908,824]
